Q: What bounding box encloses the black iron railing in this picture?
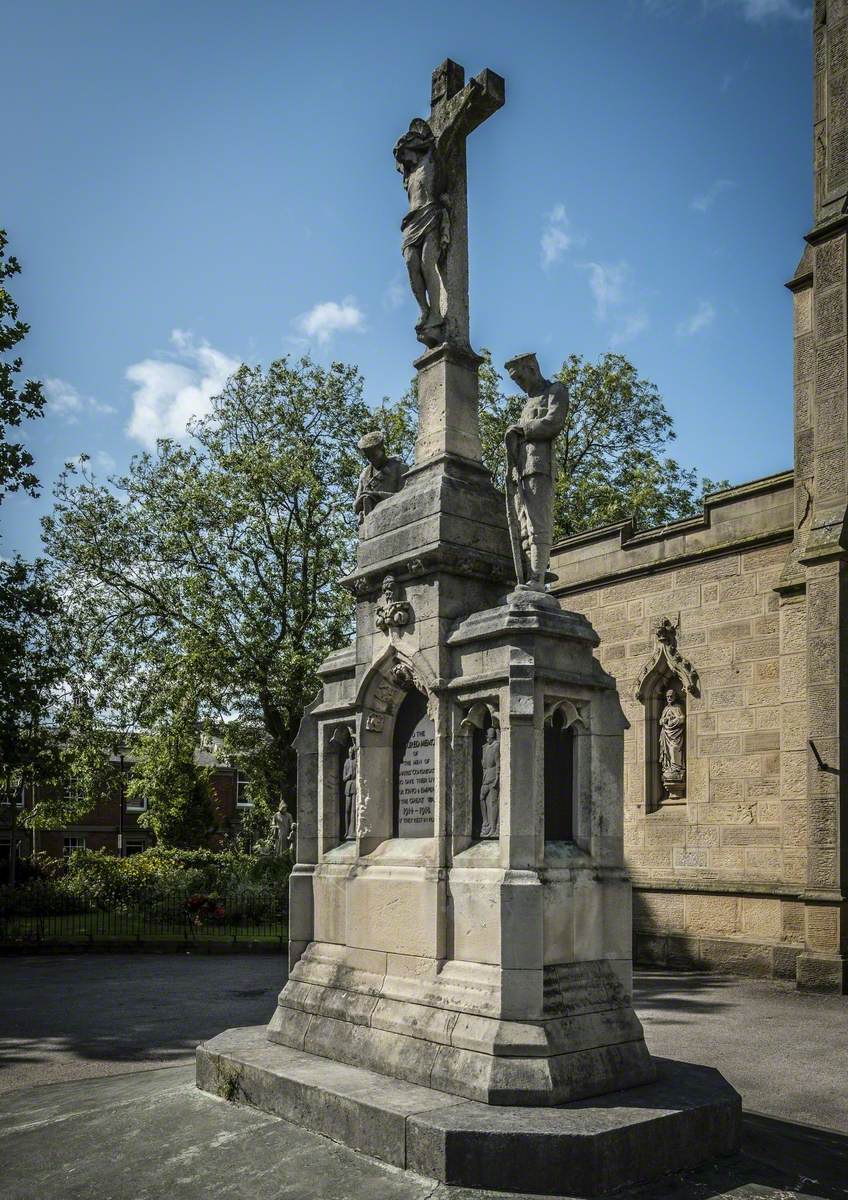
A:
[0,884,287,947]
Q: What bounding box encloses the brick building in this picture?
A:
[550,2,847,993]
[0,747,255,869]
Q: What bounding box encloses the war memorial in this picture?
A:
[197,53,743,1196]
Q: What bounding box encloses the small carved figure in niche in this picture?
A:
[342,743,357,840]
[272,800,294,856]
[394,119,450,347]
[658,687,686,799]
[479,727,500,838]
[503,353,568,591]
[375,574,412,633]
[354,432,406,525]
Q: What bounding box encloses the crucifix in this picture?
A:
[394,59,504,351]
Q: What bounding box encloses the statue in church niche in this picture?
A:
[658,687,686,800]
[375,574,411,634]
[394,119,449,348]
[354,432,406,525]
[342,742,357,840]
[503,353,569,591]
[479,726,500,838]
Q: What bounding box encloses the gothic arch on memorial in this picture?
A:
[458,699,501,843]
[325,724,356,845]
[542,698,586,843]
[353,645,438,850]
[634,618,699,813]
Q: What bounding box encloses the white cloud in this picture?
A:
[45,377,116,422]
[383,278,406,311]
[540,203,573,269]
[648,0,808,18]
[583,261,627,320]
[295,298,366,344]
[95,450,116,473]
[611,311,650,346]
[580,261,649,346]
[691,179,736,213]
[676,299,716,336]
[720,0,808,20]
[126,329,240,449]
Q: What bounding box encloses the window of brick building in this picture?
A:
[236,775,253,808]
[63,784,83,806]
[63,836,86,856]
[125,840,146,856]
[126,793,147,812]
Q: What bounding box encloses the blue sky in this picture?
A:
[4,0,811,557]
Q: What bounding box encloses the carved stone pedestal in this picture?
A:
[263,585,655,1106]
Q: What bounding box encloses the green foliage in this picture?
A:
[43,356,414,818]
[476,350,729,539]
[20,845,291,912]
[128,710,214,849]
[0,229,45,504]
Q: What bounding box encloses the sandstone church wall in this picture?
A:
[550,471,807,981]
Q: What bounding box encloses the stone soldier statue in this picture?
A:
[342,742,357,840]
[354,432,406,525]
[479,726,500,838]
[658,686,686,798]
[503,353,569,591]
[272,800,294,857]
[394,119,450,347]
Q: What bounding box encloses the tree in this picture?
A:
[0,558,121,880]
[43,356,415,819]
[477,351,727,540]
[128,713,214,850]
[0,229,45,504]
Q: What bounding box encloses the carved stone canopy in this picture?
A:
[634,618,699,702]
[543,698,588,730]
[460,699,499,733]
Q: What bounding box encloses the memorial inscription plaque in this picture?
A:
[393,689,435,837]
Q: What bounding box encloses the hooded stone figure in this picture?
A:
[354,431,406,524]
[503,353,569,591]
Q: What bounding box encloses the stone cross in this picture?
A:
[397,59,504,351]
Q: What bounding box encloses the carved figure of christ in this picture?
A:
[395,59,504,349]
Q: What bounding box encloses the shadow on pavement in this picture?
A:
[0,954,285,1092]
[634,970,741,1024]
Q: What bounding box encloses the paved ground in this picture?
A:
[635,969,848,1133]
[0,952,283,1093]
[1,955,847,1199]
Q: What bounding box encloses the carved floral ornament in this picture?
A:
[375,575,412,634]
[634,618,699,702]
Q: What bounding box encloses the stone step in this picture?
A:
[196,1025,741,1196]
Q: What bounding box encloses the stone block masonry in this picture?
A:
[551,469,847,991]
